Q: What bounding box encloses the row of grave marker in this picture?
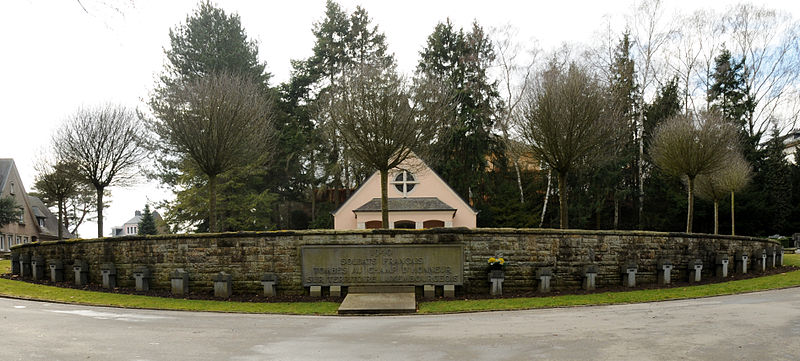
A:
[10,248,783,298]
[489,250,784,296]
[10,254,279,299]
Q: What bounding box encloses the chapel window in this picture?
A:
[391,170,418,197]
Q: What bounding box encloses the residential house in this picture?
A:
[111,209,164,236]
[0,158,73,252]
[784,129,800,164]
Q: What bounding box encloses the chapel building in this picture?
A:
[332,156,477,230]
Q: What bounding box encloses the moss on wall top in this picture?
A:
[10,227,777,251]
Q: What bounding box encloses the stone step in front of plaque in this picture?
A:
[337,286,417,315]
[347,286,416,294]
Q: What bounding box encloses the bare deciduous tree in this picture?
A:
[667,9,715,114]
[322,64,449,228]
[150,72,276,232]
[491,24,540,204]
[519,61,618,229]
[630,0,675,227]
[650,112,737,233]
[54,104,145,237]
[727,3,800,138]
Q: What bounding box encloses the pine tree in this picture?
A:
[288,0,395,223]
[150,1,286,232]
[642,79,686,231]
[596,31,639,229]
[138,205,158,235]
[708,48,756,138]
[160,1,269,88]
[416,20,500,204]
[760,129,792,235]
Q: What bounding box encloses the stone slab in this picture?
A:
[338,292,416,315]
[348,286,415,294]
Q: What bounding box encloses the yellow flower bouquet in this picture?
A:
[488,256,506,270]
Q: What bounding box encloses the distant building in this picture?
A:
[332,155,477,230]
[784,129,800,164]
[0,159,73,252]
[111,209,165,236]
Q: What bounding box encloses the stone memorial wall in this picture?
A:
[10,228,780,295]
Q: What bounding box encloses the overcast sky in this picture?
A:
[1,0,798,237]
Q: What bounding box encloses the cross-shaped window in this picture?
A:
[391,170,418,197]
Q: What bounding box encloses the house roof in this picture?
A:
[27,195,74,239]
[0,159,13,191]
[123,211,161,226]
[353,197,456,212]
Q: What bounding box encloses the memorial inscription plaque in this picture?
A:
[301,245,464,286]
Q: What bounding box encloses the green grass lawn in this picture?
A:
[0,255,798,315]
[0,260,337,315]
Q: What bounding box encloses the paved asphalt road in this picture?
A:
[1,288,799,361]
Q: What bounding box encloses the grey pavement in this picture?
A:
[1,287,799,360]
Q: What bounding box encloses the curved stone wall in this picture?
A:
[10,228,781,295]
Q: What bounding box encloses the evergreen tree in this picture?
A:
[151,1,289,232]
[416,20,500,205]
[288,1,395,223]
[708,48,756,139]
[33,160,79,240]
[641,79,686,231]
[592,31,639,229]
[160,1,269,88]
[759,129,793,235]
[708,48,758,165]
[0,197,21,227]
[138,205,158,235]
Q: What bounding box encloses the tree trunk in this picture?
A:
[638,124,644,230]
[380,169,389,229]
[539,168,552,228]
[57,198,64,240]
[686,176,694,233]
[514,161,524,204]
[96,186,104,238]
[713,200,719,235]
[731,191,736,236]
[209,174,217,232]
[557,170,568,229]
[614,197,620,230]
[310,187,316,222]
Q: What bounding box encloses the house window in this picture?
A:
[17,236,21,245]
[18,208,24,223]
[37,217,45,227]
[391,170,418,197]
[23,236,28,244]
[9,181,14,196]
[0,234,5,250]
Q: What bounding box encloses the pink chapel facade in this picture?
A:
[332,156,477,230]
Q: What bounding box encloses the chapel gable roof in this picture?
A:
[332,154,477,217]
[353,197,456,212]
